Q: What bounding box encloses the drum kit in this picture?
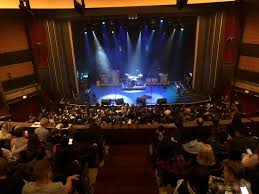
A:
[124,73,144,87]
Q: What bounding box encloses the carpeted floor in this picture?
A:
[94,145,158,194]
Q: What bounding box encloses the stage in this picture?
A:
[82,84,211,105]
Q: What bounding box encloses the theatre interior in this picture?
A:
[0,0,259,194]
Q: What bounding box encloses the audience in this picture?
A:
[0,158,24,194]
[11,127,28,159]
[208,159,252,194]
[34,118,49,143]
[242,143,259,193]
[0,97,258,194]
[22,159,79,194]
[188,144,219,194]
[0,122,12,140]
[26,98,244,126]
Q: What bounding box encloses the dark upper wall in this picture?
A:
[237,7,259,86]
[0,16,39,108]
[0,16,35,85]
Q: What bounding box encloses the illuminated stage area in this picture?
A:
[73,16,198,105]
[85,84,210,105]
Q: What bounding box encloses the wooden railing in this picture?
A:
[1,117,259,131]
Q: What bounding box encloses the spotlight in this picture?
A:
[112,31,115,34]
[152,30,155,32]
[102,21,105,25]
[84,31,87,34]
[181,27,184,31]
[19,0,31,9]
[19,0,33,15]
[177,0,188,10]
[160,19,164,23]
[74,0,85,15]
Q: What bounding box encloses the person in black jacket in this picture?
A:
[228,127,258,160]
[0,158,24,194]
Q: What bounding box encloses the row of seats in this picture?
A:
[151,117,259,194]
[0,122,104,194]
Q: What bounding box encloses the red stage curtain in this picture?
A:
[9,96,41,121]
[222,12,240,64]
[26,17,48,68]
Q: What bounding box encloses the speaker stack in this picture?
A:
[101,99,112,106]
[115,98,124,105]
[157,98,167,105]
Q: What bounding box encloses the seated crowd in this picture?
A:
[151,115,259,194]
[0,118,104,194]
[27,99,240,126]
[0,98,258,194]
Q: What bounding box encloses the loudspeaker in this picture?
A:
[177,0,188,10]
[136,97,146,104]
[101,99,111,106]
[157,98,167,105]
[115,98,124,105]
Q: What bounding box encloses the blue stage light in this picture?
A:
[112,31,115,34]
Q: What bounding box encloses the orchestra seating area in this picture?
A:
[0,100,259,194]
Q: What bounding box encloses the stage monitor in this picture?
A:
[101,99,111,106]
[157,98,167,105]
[115,98,124,105]
[136,97,146,104]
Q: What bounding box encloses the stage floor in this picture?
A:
[81,84,211,105]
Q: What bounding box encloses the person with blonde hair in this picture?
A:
[0,122,12,140]
[197,144,216,167]
[186,144,219,194]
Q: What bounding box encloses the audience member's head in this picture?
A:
[14,126,25,137]
[180,128,196,143]
[33,159,52,181]
[0,122,9,133]
[0,122,12,140]
[242,143,259,168]
[212,117,219,127]
[196,117,204,126]
[223,159,244,181]
[234,127,249,138]
[0,158,8,178]
[197,144,216,166]
[27,134,42,159]
[40,118,49,128]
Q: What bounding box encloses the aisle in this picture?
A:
[94,145,158,194]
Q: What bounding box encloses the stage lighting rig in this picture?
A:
[19,0,33,15]
[177,0,188,10]
[74,0,85,15]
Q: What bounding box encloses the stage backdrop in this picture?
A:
[72,19,196,82]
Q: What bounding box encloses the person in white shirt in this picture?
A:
[34,118,49,143]
[22,159,79,194]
